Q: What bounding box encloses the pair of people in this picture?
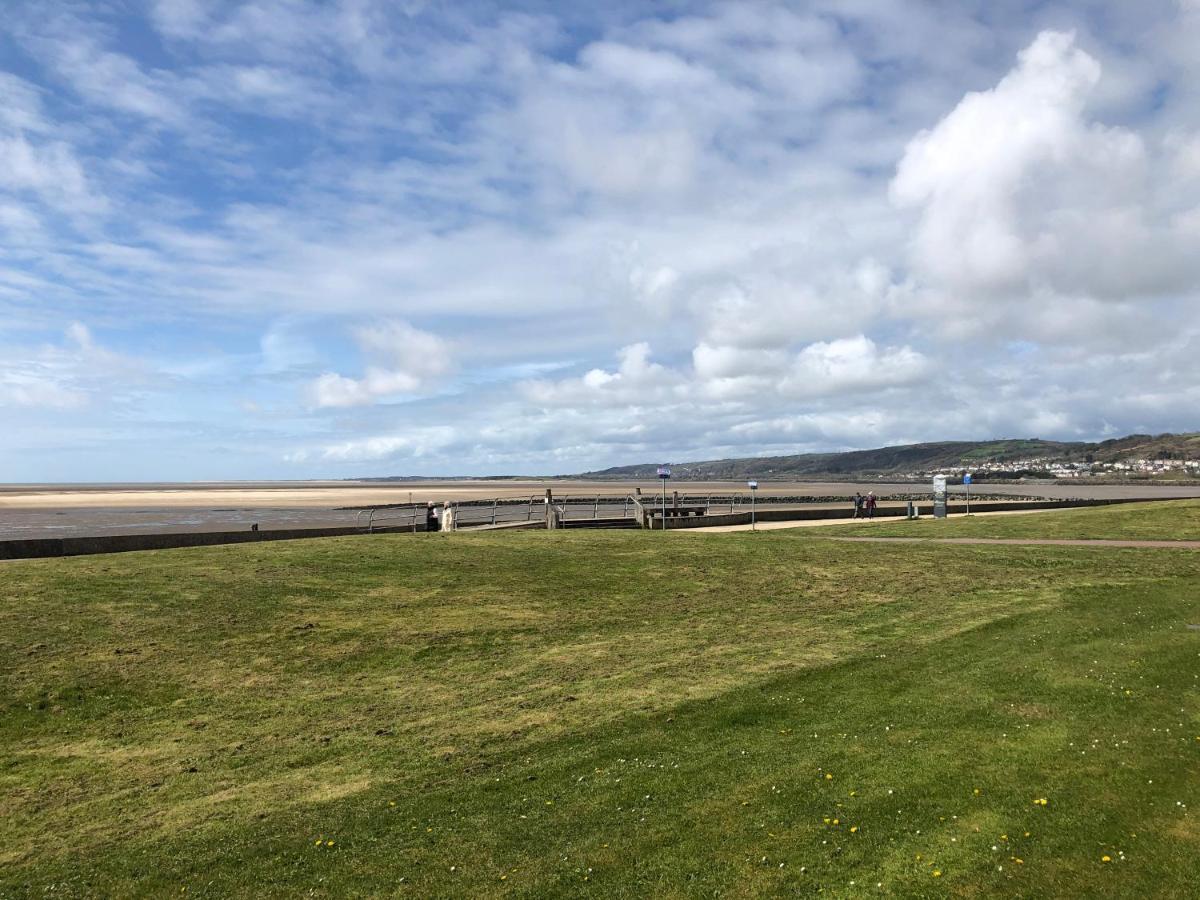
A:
[852,491,877,518]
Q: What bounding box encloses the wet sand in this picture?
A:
[5,479,1200,509]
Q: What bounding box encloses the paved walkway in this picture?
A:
[823,537,1200,549]
[675,507,1053,533]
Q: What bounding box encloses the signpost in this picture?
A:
[963,473,972,516]
[657,465,671,530]
[933,474,948,519]
[747,480,758,530]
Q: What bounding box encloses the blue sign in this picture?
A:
[657,465,671,479]
[963,474,973,485]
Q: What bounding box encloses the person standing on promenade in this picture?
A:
[865,492,877,519]
[426,501,440,532]
[853,492,864,518]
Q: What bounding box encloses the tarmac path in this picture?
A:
[822,536,1200,549]
[675,508,1054,533]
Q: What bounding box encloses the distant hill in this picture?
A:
[576,433,1200,481]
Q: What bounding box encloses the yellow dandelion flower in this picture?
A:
[850,826,858,833]
[315,839,322,846]
[327,841,334,847]
[932,870,942,878]
[825,773,833,780]
[1101,856,1111,863]
[833,819,839,825]
[973,788,980,795]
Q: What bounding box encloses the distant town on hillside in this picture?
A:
[573,433,1200,482]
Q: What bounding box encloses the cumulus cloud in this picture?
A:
[782,337,930,398]
[525,343,683,407]
[309,320,451,408]
[525,335,930,415]
[892,30,1198,302]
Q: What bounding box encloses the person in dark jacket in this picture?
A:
[426,501,440,532]
[852,492,864,518]
[865,492,877,519]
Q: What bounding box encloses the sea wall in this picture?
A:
[0,524,426,561]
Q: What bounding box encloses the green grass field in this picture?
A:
[821,498,1200,541]
[3,506,1199,897]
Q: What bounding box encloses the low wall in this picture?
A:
[0,523,426,561]
[462,521,545,532]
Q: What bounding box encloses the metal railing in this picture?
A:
[356,504,422,532]
[451,496,640,528]
[436,492,863,530]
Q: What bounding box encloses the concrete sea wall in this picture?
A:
[0,524,426,561]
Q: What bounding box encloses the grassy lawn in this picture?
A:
[812,499,1200,541]
[2,518,1199,897]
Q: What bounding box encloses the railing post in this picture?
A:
[594,496,599,518]
[491,499,498,525]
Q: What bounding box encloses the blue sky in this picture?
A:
[2,1,1199,481]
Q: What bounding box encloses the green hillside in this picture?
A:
[580,433,1200,480]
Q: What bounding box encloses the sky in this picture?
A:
[2,1,1200,481]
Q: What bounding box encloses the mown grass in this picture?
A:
[815,498,1200,541]
[2,519,1199,897]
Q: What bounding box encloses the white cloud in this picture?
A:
[0,322,138,411]
[526,343,684,407]
[309,320,451,408]
[314,426,459,462]
[782,337,930,398]
[0,72,102,216]
[892,30,1199,302]
[526,335,929,417]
